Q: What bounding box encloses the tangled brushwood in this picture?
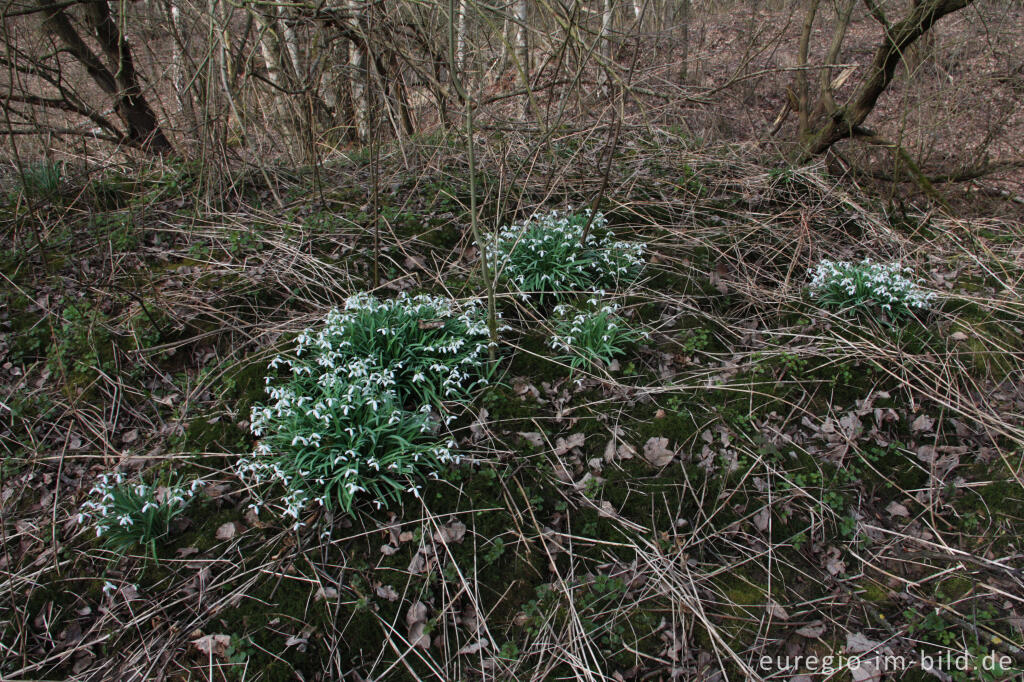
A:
[809,258,936,322]
[239,293,495,525]
[78,473,203,556]
[549,302,646,372]
[487,209,645,302]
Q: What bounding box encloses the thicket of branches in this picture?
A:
[2,0,1022,188]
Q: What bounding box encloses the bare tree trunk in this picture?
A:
[500,12,510,71]
[677,0,689,84]
[348,0,369,140]
[253,9,287,91]
[514,0,529,73]
[456,0,467,72]
[38,0,171,150]
[278,5,303,81]
[801,0,976,158]
[602,0,613,61]
[795,0,820,138]
[166,0,195,126]
[513,0,529,116]
[599,0,614,97]
[814,0,855,117]
[906,0,935,74]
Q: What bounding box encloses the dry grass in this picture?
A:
[1,122,1022,680]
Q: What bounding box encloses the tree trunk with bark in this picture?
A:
[39,0,172,151]
[677,0,690,84]
[800,0,975,159]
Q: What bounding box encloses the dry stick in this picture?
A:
[371,34,381,291]
[852,128,952,211]
[581,9,644,244]
[814,0,856,118]
[448,0,497,358]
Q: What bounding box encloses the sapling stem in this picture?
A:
[448,0,498,360]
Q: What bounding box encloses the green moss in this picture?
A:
[857,579,892,604]
[220,359,268,410]
[418,463,550,624]
[504,332,566,383]
[480,384,539,422]
[977,480,1023,510]
[710,570,789,651]
[4,290,49,364]
[184,417,247,456]
[174,501,246,553]
[946,314,1021,380]
[88,172,137,210]
[598,457,708,538]
[937,576,973,600]
[214,566,335,681]
[181,358,268,456]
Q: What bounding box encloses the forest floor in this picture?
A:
[2,131,1024,681]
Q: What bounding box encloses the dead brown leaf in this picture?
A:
[376,584,399,602]
[885,501,910,518]
[191,634,231,658]
[518,432,545,447]
[215,522,243,541]
[554,433,586,456]
[642,437,674,466]
[911,414,935,433]
[795,621,826,638]
[406,601,430,649]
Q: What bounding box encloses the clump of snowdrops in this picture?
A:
[549,301,646,373]
[487,209,645,303]
[809,258,935,322]
[238,293,496,526]
[78,472,203,558]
